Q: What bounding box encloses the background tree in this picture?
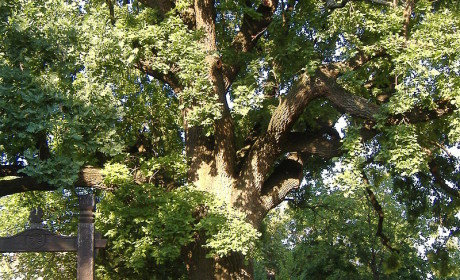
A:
[254,175,441,280]
[1,0,459,279]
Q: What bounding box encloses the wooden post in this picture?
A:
[77,194,95,280]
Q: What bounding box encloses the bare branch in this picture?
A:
[260,153,304,211]
[281,132,342,158]
[365,186,400,253]
[135,61,182,92]
[318,67,380,121]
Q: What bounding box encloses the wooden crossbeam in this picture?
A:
[0,228,107,252]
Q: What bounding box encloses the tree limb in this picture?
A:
[189,1,237,183]
[0,166,108,198]
[139,0,196,28]
[0,177,57,197]
[0,166,23,177]
[281,132,342,158]
[106,0,116,25]
[267,73,323,139]
[326,0,392,10]
[365,186,400,253]
[367,0,392,6]
[402,0,415,39]
[318,67,380,121]
[135,61,182,92]
[36,130,51,161]
[260,153,304,211]
[240,66,377,193]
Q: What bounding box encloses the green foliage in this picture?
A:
[379,124,427,176]
[97,167,260,278]
[96,184,199,278]
[114,6,221,128]
[427,240,460,279]
[198,199,261,257]
[255,176,431,280]
[383,252,402,274]
[0,0,123,185]
[102,163,133,186]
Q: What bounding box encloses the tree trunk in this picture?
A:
[182,154,262,279]
[183,232,254,280]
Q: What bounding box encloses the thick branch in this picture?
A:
[193,1,237,180]
[194,0,217,51]
[106,0,115,25]
[267,67,379,140]
[267,73,324,138]
[36,130,51,161]
[281,132,342,159]
[239,72,321,193]
[318,67,380,121]
[210,57,237,177]
[241,66,375,193]
[326,0,392,10]
[402,0,415,39]
[260,153,304,211]
[0,166,23,177]
[0,166,107,198]
[367,0,392,6]
[0,177,55,197]
[139,0,196,28]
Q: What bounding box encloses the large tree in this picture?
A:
[1,0,459,279]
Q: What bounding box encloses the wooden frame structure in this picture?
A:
[0,194,107,280]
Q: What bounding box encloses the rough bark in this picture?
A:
[184,232,253,280]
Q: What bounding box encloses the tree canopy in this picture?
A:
[0,0,459,279]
